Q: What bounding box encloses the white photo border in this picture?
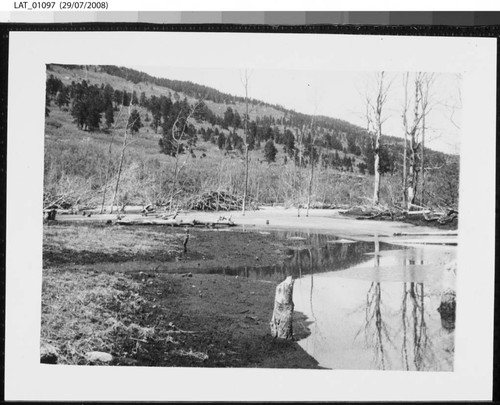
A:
[4,28,496,401]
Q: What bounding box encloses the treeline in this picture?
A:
[46,73,358,171]
[46,74,144,133]
[48,64,373,139]
[46,73,438,177]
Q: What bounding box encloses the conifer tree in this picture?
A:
[264,139,278,163]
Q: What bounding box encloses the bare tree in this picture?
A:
[419,74,435,206]
[100,100,127,214]
[402,73,410,207]
[402,72,434,209]
[240,69,252,215]
[365,72,391,205]
[305,88,322,216]
[165,102,203,213]
[306,117,316,217]
[110,100,138,214]
[295,125,305,217]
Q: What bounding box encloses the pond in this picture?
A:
[210,229,457,371]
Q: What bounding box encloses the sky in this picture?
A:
[116,32,476,157]
[132,65,461,155]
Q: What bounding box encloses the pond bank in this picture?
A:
[42,222,325,368]
[42,209,456,368]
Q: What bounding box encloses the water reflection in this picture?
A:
[354,247,439,371]
[191,229,456,371]
[206,231,397,282]
[293,237,456,371]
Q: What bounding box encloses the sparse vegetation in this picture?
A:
[41,268,152,365]
[44,63,460,214]
[41,222,322,368]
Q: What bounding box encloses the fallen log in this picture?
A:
[393,230,458,237]
[116,218,236,227]
[192,219,236,227]
[157,211,178,220]
[43,208,77,215]
[406,210,432,216]
[116,219,195,226]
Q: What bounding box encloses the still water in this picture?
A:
[215,230,456,371]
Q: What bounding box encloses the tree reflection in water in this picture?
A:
[405,282,435,370]
[355,235,394,370]
[355,240,439,371]
[358,281,395,370]
[401,283,410,370]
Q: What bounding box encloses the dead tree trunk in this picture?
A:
[419,75,433,207]
[420,112,426,206]
[365,72,389,206]
[270,276,295,340]
[407,75,422,209]
[402,73,409,207]
[306,124,315,217]
[183,228,189,252]
[373,129,381,205]
[110,119,130,214]
[100,103,125,214]
[241,69,250,216]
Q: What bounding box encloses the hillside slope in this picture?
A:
[44,64,459,212]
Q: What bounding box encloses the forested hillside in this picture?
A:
[44,64,459,213]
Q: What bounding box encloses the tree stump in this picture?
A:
[183,228,189,253]
[438,260,457,330]
[270,276,295,339]
[46,209,57,221]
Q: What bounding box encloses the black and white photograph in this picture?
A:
[5,30,496,401]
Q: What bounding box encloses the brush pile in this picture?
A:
[422,209,458,225]
[342,204,404,220]
[43,192,76,211]
[342,204,458,228]
[187,191,246,211]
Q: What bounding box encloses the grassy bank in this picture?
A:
[41,222,321,368]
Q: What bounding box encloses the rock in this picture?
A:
[85,351,113,364]
[40,343,58,364]
[41,352,58,364]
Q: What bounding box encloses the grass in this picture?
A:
[41,268,155,365]
[43,223,186,267]
[44,223,181,255]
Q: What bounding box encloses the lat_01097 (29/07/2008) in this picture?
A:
[13,1,108,9]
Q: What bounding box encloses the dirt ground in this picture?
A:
[42,221,321,368]
[119,271,319,368]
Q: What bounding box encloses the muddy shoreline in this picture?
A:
[42,221,323,368]
[42,209,456,368]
